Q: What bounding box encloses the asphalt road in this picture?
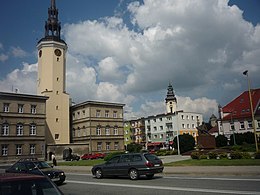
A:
[59,172,260,195]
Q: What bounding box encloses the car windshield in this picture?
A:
[35,161,52,169]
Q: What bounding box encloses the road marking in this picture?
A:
[66,180,260,195]
[66,173,260,182]
[164,176,260,182]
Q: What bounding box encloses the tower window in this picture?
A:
[57,77,59,81]
[57,57,59,61]
[56,91,59,95]
[55,134,59,140]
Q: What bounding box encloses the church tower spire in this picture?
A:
[40,0,64,43]
[165,82,177,114]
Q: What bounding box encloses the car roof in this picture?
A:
[0,173,45,182]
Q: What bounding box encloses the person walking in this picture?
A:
[51,153,57,166]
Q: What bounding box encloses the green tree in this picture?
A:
[215,134,228,147]
[173,134,195,154]
[126,143,142,153]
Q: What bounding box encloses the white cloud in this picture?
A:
[11,46,28,58]
[0,53,8,62]
[0,63,37,94]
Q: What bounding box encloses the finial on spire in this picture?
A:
[51,0,56,8]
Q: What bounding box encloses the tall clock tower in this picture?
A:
[37,0,70,144]
[165,83,177,114]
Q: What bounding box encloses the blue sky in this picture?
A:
[0,0,260,121]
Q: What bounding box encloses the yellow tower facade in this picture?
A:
[37,0,70,144]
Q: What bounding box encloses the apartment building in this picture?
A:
[0,92,48,162]
[70,101,125,153]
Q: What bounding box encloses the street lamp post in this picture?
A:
[243,70,258,152]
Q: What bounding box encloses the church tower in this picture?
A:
[165,83,177,114]
[37,0,70,144]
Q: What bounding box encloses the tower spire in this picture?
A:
[40,0,65,43]
[165,82,177,114]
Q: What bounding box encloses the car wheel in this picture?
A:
[129,169,139,180]
[95,168,103,179]
[146,174,154,179]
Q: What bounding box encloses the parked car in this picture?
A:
[0,173,64,195]
[5,158,66,185]
[81,153,98,160]
[91,153,164,180]
[95,153,107,159]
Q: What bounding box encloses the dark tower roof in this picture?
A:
[38,0,66,44]
[165,83,177,102]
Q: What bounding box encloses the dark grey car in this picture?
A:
[91,153,164,180]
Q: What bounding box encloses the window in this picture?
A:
[160,134,163,139]
[72,129,76,137]
[2,145,8,156]
[96,110,101,117]
[133,154,142,162]
[125,130,128,135]
[154,134,158,139]
[96,127,101,135]
[258,120,260,128]
[182,124,185,129]
[31,105,36,114]
[113,111,117,118]
[181,115,184,120]
[56,106,59,110]
[97,142,102,151]
[114,127,118,135]
[248,121,252,128]
[230,122,235,130]
[18,104,24,113]
[186,115,189,120]
[2,123,9,136]
[187,124,190,129]
[192,116,194,120]
[105,126,110,135]
[3,103,9,112]
[160,126,163,130]
[159,118,162,121]
[30,144,36,155]
[16,124,23,136]
[105,111,109,118]
[120,155,132,163]
[55,134,59,140]
[240,121,245,130]
[30,124,36,135]
[114,142,119,150]
[153,127,157,131]
[16,145,22,155]
[153,119,156,122]
[106,142,110,150]
[56,118,59,122]
[192,124,195,128]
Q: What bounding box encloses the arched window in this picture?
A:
[2,123,9,136]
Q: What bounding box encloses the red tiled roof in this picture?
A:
[222,88,260,121]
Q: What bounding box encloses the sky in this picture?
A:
[0,0,260,121]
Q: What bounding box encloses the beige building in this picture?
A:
[71,101,125,153]
[0,92,48,163]
[37,0,70,145]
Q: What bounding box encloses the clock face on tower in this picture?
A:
[54,49,62,56]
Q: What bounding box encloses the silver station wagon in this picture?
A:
[91,153,164,180]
